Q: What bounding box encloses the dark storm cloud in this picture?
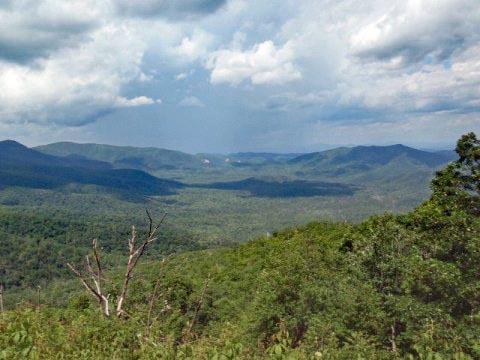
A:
[0,27,94,63]
[354,27,470,66]
[352,0,480,67]
[114,0,227,19]
[0,3,99,63]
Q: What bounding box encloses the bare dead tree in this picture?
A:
[184,273,211,342]
[67,210,167,318]
[67,239,110,316]
[116,211,167,318]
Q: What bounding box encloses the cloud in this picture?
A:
[175,72,189,80]
[338,43,480,117]
[171,29,215,62]
[114,0,226,19]
[179,96,205,107]
[0,0,103,63]
[115,96,161,107]
[206,40,301,85]
[0,0,479,150]
[351,0,480,66]
[271,0,480,121]
[0,25,154,126]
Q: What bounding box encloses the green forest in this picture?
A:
[1,132,479,359]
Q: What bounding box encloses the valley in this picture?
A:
[0,135,478,359]
[1,139,455,244]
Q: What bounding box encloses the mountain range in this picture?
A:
[35,141,455,172]
[0,140,183,196]
[0,139,457,199]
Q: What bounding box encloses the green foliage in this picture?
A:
[0,138,455,251]
[430,132,479,216]
[0,207,202,308]
[0,133,478,358]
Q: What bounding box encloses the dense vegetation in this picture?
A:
[0,209,203,295]
[0,133,478,358]
[0,139,454,249]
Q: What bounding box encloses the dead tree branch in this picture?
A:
[67,239,110,316]
[68,211,167,318]
[116,211,167,318]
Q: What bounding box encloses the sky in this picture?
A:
[0,0,479,153]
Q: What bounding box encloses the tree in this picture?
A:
[67,211,166,317]
[431,132,479,215]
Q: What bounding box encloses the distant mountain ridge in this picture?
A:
[35,142,203,171]
[0,140,183,196]
[288,144,456,178]
[290,144,455,166]
[36,141,455,172]
[2,139,456,201]
[1,140,112,169]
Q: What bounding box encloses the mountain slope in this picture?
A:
[1,140,112,169]
[3,188,478,358]
[0,140,183,196]
[35,142,203,171]
[291,144,455,167]
[289,144,455,178]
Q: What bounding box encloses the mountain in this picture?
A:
[0,140,183,196]
[1,140,112,169]
[289,144,456,178]
[35,142,204,171]
[35,142,456,178]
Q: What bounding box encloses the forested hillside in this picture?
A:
[0,140,454,247]
[0,140,183,197]
[35,142,204,171]
[0,209,202,290]
[1,134,478,358]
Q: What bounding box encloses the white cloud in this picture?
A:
[206,40,301,85]
[271,0,480,120]
[337,43,480,116]
[0,25,153,126]
[350,0,480,66]
[172,29,215,62]
[115,96,161,107]
[175,72,189,80]
[179,96,205,107]
[0,0,479,149]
